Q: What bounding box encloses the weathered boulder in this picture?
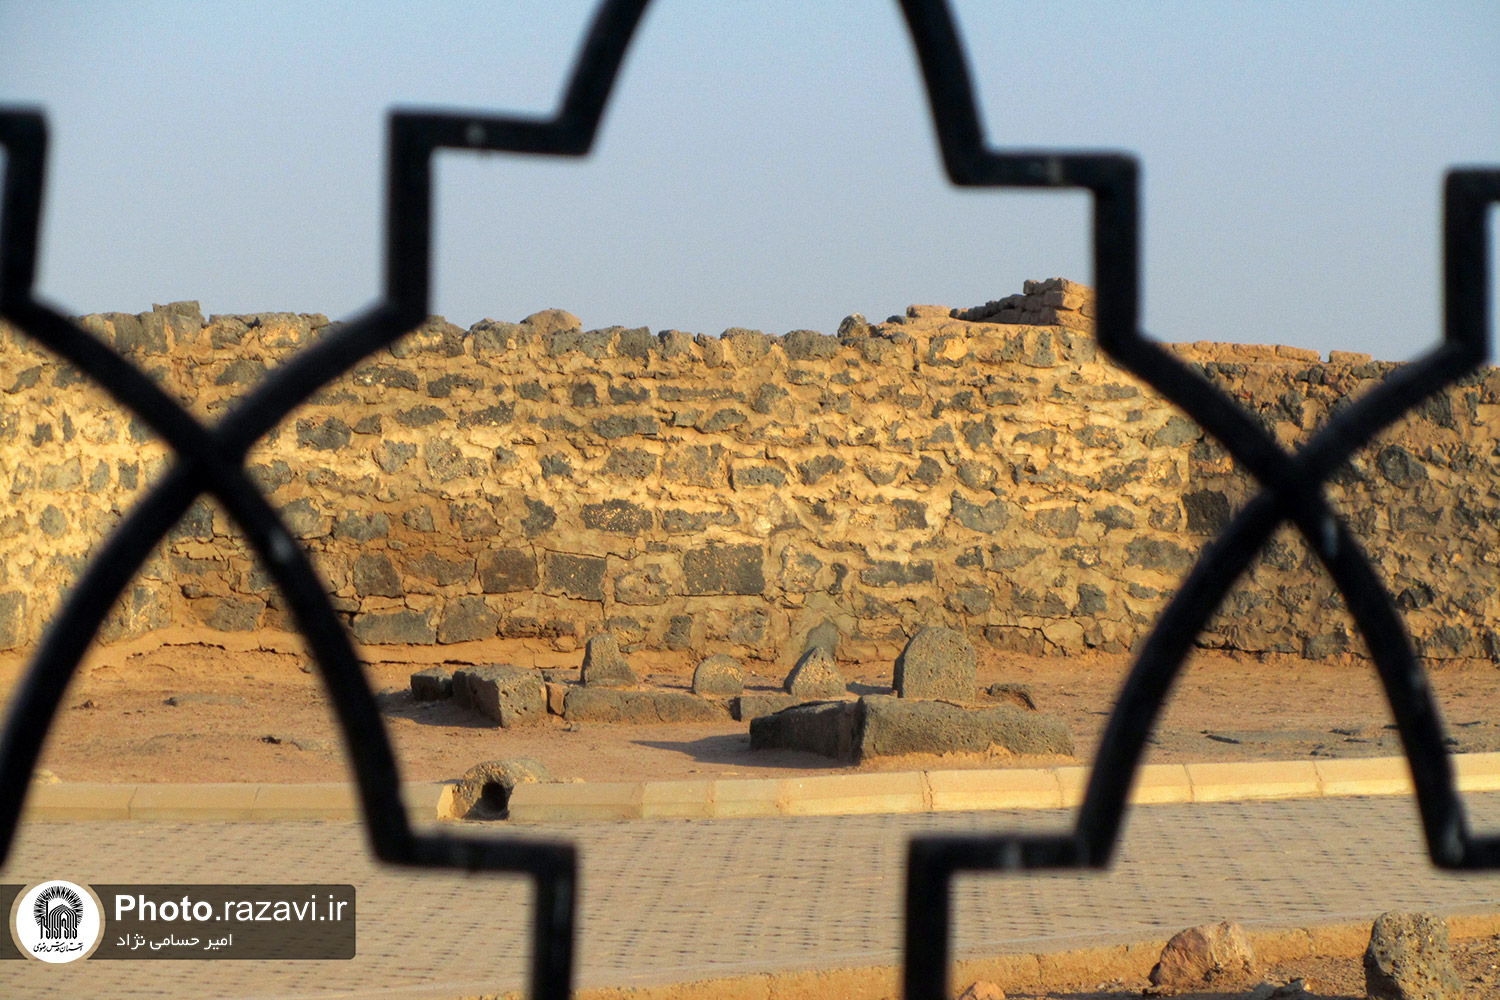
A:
[691,655,744,697]
[749,700,861,760]
[409,667,452,701]
[859,695,1073,758]
[984,682,1037,710]
[581,634,637,687]
[894,626,976,701]
[449,757,553,819]
[751,695,1073,762]
[562,687,730,724]
[783,647,847,700]
[732,692,798,721]
[1148,920,1256,991]
[465,665,545,728]
[1364,911,1461,1000]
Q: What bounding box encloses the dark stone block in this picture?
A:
[859,560,934,587]
[353,364,420,391]
[437,596,500,643]
[1152,415,1201,447]
[545,552,606,601]
[458,403,516,429]
[782,329,840,360]
[352,553,403,597]
[540,454,573,478]
[1125,537,1196,571]
[663,614,694,650]
[730,465,787,489]
[1075,583,1107,616]
[751,383,788,415]
[295,416,351,451]
[581,634,637,687]
[859,695,1074,759]
[333,512,389,541]
[410,667,453,701]
[796,454,845,485]
[910,455,943,486]
[395,404,446,428]
[478,548,538,593]
[750,700,860,759]
[1183,489,1231,533]
[582,499,652,533]
[950,492,1010,533]
[563,687,728,723]
[602,448,657,478]
[1092,504,1136,531]
[206,597,264,632]
[1032,506,1080,538]
[466,665,546,727]
[683,544,765,595]
[521,497,557,537]
[702,408,747,432]
[351,609,435,645]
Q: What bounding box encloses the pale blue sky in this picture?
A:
[1,1,1496,359]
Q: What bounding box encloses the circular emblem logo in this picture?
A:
[12,880,103,963]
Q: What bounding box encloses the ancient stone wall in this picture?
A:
[1,280,1497,667]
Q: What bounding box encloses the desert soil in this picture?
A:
[990,935,1500,998]
[6,628,1500,786]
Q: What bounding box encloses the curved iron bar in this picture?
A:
[896,2,1500,998]
[0,2,654,993]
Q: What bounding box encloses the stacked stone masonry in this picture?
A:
[1,286,1497,666]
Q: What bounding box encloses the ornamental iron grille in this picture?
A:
[0,2,1496,998]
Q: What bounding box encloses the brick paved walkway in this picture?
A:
[4,793,1500,997]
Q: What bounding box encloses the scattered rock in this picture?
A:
[958,982,1005,1000]
[31,769,59,784]
[984,682,1037,710]
[691,655,744,697]
[580,634,637,688]
[465,665,546,728]
[449,757,553,819]
[1364,911,1461,1000]
[893,627,977,701]
[261,733,331,752]
[782,647,847,700]
[1248,979,1311,999]
[544,681,569,716]
[164,693,246,708]
[1148,920,1257,991]
[410,667,453,701]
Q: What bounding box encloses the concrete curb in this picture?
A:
[20,752,1500,823]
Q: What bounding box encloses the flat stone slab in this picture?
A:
[563,687,731,724]
[750,694,1074,763]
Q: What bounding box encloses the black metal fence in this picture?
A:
[0,2,1495,998]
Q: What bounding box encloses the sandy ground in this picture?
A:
[6,629,1500,786]
[982,936,1500,999]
